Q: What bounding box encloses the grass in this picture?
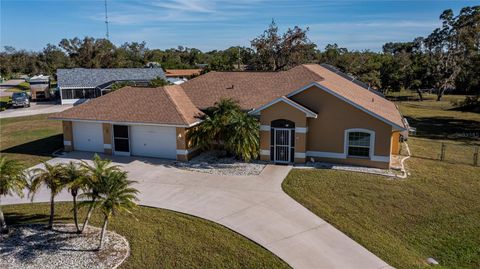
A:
[393,92,480,140]
[5,81,30,92]
[283,91,480,269]
[0,96,11,111]
[0,114,63,166]
[283,159,480,269]
[394,91,480,165]
[3,203,290,269]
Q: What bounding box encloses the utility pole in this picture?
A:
[237,46,241,70]
[104,0,110,39]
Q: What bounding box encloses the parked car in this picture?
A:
[11,92,30,108]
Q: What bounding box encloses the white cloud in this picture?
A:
[90,0,262,24]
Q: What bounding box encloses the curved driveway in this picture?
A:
[3,152,393,269]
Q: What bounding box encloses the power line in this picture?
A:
[104,0,109,39]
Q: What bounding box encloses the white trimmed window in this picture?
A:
[345,129,374,158]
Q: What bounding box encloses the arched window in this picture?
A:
[345,129,374,158]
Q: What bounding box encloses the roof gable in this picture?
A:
[287,65,405,130]
[250,96,318,118]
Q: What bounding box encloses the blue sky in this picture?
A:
[0,0,476,52]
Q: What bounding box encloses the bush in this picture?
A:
[0,97,11,111]
[17,82,30,91]
[148,76,170,87]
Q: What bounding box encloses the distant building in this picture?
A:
[16,74,30,81]
[57,68,166,105]
[165,69,202,85]
[29,75,51,100]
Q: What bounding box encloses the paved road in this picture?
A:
[4,152,393,269]
[0,102,72,118]
[0,79,24,97]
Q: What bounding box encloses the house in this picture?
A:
[165,69,202,85]
[56,68,166,105]
[51,64,406,169]
[29,75,50,100]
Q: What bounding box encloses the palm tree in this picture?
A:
[225,112,260,162]
[189,98,260,161]
[80,170,138,250]
[80,154,121,233]
[0,157,27,233]
[63,161,85,233]
[29,162,66,229]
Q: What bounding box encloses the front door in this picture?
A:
[274,128,291,163]
[113,125,130,156]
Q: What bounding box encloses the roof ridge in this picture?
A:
[297,64,325,81]
[163,85,191,125]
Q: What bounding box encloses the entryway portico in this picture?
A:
[251,96,317,164]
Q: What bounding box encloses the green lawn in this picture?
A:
[0,114,63,166]
[283,158,480,269]
[283,93,480,269]
[3,203,290,269]
[393,92,480,166]
[0,96,11,111]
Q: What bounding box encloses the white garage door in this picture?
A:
[72,122,104,153]
[130,125,177,159]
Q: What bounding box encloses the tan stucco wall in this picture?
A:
[259,101,308,163]
[176,127,188,150]
[176,127,200,161]
[391,131,401,155]
[62,121,73,151]
[290,86,393,157]
[260,130,270,151]
[103,123,112,155]
[260,101,307,127]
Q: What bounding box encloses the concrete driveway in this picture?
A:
[0,102,72,118]
[4,152,393,269]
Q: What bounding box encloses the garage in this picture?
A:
[72,121,104,153]
[130,125,177,159]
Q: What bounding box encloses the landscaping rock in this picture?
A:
[175,151,266,176]
[0,224,129,269]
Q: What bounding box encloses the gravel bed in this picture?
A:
[175,151,266,176]
[0,224,130,269]
[298,162,400,178]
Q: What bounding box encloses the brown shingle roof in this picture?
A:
[301,64,405,129]
[50,86,203,126]
[165,69,202,77]
[180,64,405,129]
[180,65,323,110]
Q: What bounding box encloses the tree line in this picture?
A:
[1,6,478,101]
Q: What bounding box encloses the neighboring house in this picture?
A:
[165,69,202,85]
[29,75,50,100]
[17,74,30,81]
[51,64,406,169]
[56,68,166,105]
